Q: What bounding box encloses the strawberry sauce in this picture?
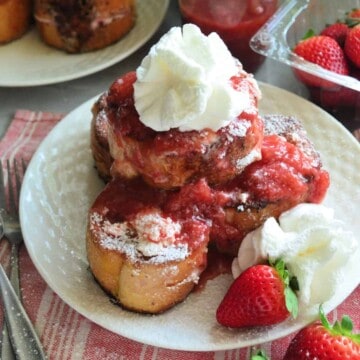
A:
[93,132,329,256]
[237,135,330,204]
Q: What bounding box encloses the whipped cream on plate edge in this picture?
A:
[232,203,359,312]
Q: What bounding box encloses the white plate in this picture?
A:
[20,83,360,351]
[0,0,169,87]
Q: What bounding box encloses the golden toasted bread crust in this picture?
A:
[0,0,33,44]
[91,96,113,181]
[86,225,208,314]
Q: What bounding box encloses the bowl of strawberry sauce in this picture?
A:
[178,0,278,73]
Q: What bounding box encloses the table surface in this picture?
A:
[0,1,316,138]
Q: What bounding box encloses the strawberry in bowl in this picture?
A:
[291,8,360,129]
[293,31,350,89]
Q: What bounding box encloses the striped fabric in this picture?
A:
[0,110,359,360]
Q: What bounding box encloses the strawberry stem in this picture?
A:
[345,18,360,27]
[302,28,316,40]
[271,259,299,319]
[250,349,269,360]
[319,305,360,344]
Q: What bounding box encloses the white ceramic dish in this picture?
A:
[20,83,360,351]
[0,0,169,87]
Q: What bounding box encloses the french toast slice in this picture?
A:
[86,177,209,314]
[91,70,264,189]
[34,0,135,52]
[214,114,330,255]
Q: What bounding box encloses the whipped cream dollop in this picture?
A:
[232,203,358,307]
[134,24,256,132]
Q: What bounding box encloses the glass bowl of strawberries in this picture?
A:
[250,0,360,131]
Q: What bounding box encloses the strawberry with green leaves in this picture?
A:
[216,259,298,328]
[293,32,349,88]
[283,306,360,360]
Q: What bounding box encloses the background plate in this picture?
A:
[0,0,169,87]
[20,83,360,351]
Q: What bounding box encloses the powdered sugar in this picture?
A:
[132,211,181,244]
[226,118,251,139]
[236,147,261,169]
[90,212,189,264]
[262,114,321,167]
[175,268,202,287]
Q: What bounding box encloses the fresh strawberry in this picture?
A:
[320,23,350,47]
[216,259,298,328]
[283,306,360,360]
[293,34,349,88]
[345,25,360,68]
